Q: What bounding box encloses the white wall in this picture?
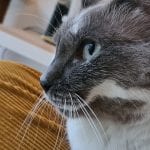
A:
[3,0,58,34]
[1,0,57,72]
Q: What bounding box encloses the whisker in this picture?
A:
[31,101,48,149]
[69,92,80,119]
[17,101,47,150]
[15,93,43,140]
[56,130,68,150]
[44,104,56,139]
[75,93,108,144]
[56,92,75,149]
[53,99,66,150]
[15,13,49,23]
[76,97,104,145]
[16,93,47,149]
[15,13,58,33]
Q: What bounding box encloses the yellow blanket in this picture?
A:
[0,61,69,150]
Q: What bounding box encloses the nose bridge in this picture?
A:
[40,40,75,90]
[40,59,64,91]
[41,57,65,83]
[43,41,75,79]
[40,48,73,90]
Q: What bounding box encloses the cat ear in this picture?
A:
[82,0,100,8]
[139,71,150,87]
[139,0,150,14]
[113,0,138,8]
[113,0,150,13]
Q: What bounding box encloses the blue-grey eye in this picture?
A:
[84,43,96,55]
[83,41,101,61]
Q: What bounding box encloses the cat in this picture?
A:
[66,0,111,19]
[40,0,150,149]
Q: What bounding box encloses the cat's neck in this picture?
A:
[67,114,150,150]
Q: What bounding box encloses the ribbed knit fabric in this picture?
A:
[0,61,70,150]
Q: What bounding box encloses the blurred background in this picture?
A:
[0,0,75,72]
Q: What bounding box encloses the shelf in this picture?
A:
[0,25,55,66]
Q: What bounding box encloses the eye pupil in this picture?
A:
[86,43,95,55]
[81,39,101,61]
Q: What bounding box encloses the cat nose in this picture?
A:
[40,63,62,91]
[40,55,66,91]
[40,75,51,92]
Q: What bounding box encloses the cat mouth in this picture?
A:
[44,89,89,117]
[59,108,79,118]
[52,99,85,110]
[45,94,86,118]
[51,101,85,118]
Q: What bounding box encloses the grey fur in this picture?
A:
[90,96,145,123]
[41,0,150,122]
[82,0,101,8]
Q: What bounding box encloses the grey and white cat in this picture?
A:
[40,0,150,149]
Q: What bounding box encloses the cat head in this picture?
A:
[40,0,150,122]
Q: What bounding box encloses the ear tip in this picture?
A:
[113,0,138,7]
[113,0,150,14]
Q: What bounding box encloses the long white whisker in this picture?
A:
[17,96,47,149]
[75,93,108,144]
[57,92,78,149]
[44,104,57,139]
[76,97,104,145]
[15,13,57,32]
[31,101,48,149]
[71,94,91,140]
[15,93,44,141]
[53,99,66,150]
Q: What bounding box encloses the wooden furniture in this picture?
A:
[0,25,55,67]
[0,0,10,22]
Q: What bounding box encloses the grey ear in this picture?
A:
[82,0,100,8]
[139,0,150,14]
[113,0,138,8]
[114,0,150,12]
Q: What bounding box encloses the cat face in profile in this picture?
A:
[41,0,150,122]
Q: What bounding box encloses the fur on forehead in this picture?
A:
[54,0,150,44]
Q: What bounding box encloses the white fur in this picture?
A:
[67,80,150,150]
[71,22,81,34]
[67,117,150,150]
[67,118,105,150]
[87,80,150,103]
[70,10,86,34]
[68,0,82,19]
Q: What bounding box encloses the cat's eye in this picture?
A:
[83,41,101,61]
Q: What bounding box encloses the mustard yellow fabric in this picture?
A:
[0,61,70,150]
